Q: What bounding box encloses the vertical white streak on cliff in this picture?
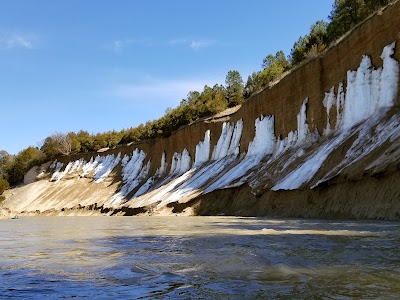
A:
[59,154,120,183]
[210,120,243,161]
[342,42,399,129]
[342,57,371,129]
[128,120,244,208]
[248,115,276,156]
[131,161,151,192]
[296,98,311,145]
[249,101,321,192]
[157,120,243,203]
[132,174,154,198]
[121,154,130,167]
[259,98,327,190]
[94,153,121,183]
[133,153,168,198]
[81,156,100,177]
[51,154,121,184]
[274,42,399,190]
[50,162,64,181]
[335,83,345,130]
[157,155,237,206]
[272,137,287,158]
[372,68,382,111]
[245,98,319,190]
[50,160,57,169]
[366,115,400,170]
[68,158,85,174]
[194,130,211,167]
[118,160,151,203]
[323,87,336,135]
[272,131,350,191]
[155,152,167,177]
[347,113,392,162]
[110,149,148,204]
[211,122,226,160]
[273,99,317,161]
[123,151,147,188]
[122,149,141,181]
[132,170,196,209]
[211,122,233,160]
[169,149,191,176]
[314,111,400,188]
[54,162,73,183]
[146,150,191,195]
[379,42,399,107]
[169,153,179,175]
[75,159,84,173]
[228,119,243,156]
[179,149,191,174]
[273,131,298,159]
[205,115,275,193]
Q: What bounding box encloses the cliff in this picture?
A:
[2,1,400,219]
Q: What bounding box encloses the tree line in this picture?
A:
[0,0,392,194]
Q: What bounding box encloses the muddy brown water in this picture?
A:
[1,216,399,299]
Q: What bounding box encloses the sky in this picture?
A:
[0,0,333,155]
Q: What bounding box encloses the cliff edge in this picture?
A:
[2,1,400,219]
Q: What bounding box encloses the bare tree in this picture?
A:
[55,133,72,155]
[41,132,73,157]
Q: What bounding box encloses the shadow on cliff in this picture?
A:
[165,170,400,220]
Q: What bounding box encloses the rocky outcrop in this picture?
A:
[2,1,400,219]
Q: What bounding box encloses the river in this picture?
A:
[0,216,399,299]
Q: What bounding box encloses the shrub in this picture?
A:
[0,178,9,195]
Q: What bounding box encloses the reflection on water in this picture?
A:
[1,216,400,299]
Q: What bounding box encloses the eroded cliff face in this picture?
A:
[2,1,400,219]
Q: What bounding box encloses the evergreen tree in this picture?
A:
[6,147,45,186]
[225,70,244,107]
[0,150,13,179]
[260,50,290,83]
[290,20,328,65]
[327,0,369,41]
[326,0,390,42]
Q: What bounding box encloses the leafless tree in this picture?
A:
[42,132,73,156]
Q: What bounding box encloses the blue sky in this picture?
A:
[0,1,332,154]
